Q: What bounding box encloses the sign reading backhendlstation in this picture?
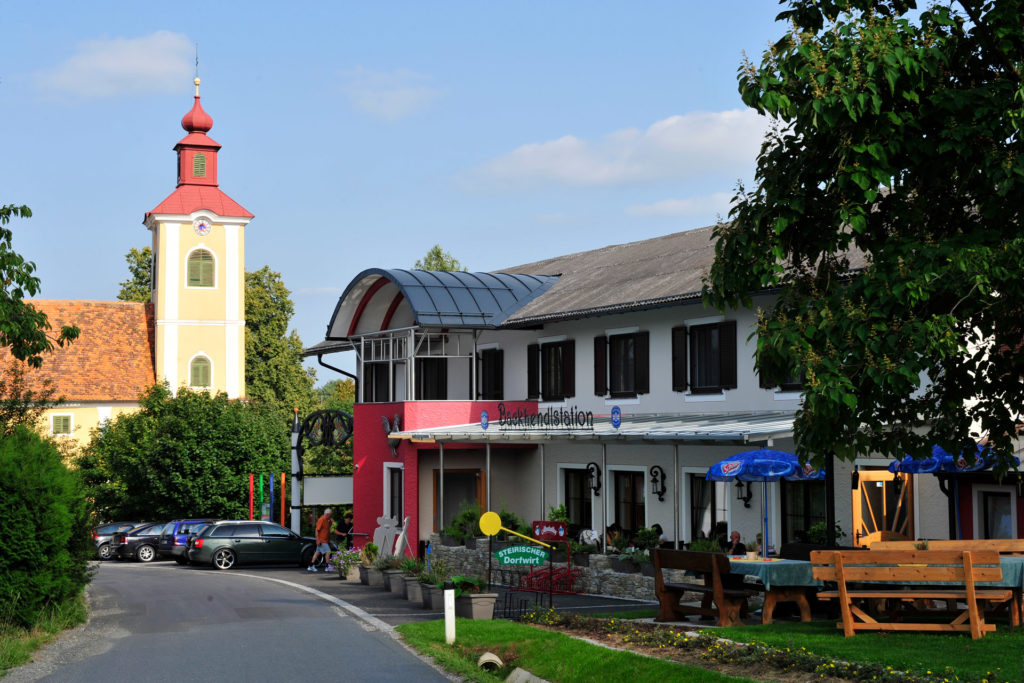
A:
[494,545,549,566]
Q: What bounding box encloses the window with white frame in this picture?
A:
[974,485,1017,539]
[190,356,212,388]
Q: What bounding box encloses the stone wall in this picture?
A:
[428,536,692,602]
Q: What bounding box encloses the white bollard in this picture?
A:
[444,587,456,644]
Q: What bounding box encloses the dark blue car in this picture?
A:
[157,519,217,564]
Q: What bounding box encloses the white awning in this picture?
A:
[392,411,795,446]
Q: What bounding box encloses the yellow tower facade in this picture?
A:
[145,79,252,398]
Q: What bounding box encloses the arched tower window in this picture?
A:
[187,249,215,287]
[193,152,207,178]
[190,356,212,388]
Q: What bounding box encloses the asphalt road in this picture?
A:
[6,562,452,683]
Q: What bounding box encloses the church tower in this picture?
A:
[145,78,251,398]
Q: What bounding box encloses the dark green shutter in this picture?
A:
[594,336,607,396]
[635,331,650,394]
[671,326,687,392]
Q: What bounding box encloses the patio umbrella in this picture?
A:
[707,449,825,558]
[888,445,1019,539]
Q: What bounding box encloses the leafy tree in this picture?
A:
[414,244,467,271]
[704,0,1024,468]
[116,246,152,303]
[79,384,290,520]
[245,266,317,411]
[0,358,61,436]
[0,204,79,367]
[0,426,91,628]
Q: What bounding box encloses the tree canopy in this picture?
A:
[245,266,317,411]
[0,204,79,367]
[116,246,152,303]
[705,0,1024,468]
[414,244,467,271]
[80,384,290,520]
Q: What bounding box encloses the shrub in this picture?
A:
[360,542,379,567]
[687,538,723,553]
[0,427,92,628]
[635,527,660,551]
[441,502,480,544]
[546,504,569,523]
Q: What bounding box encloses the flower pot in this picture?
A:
[641,561,655,578]
[421,582,444,610]
[490,539,508,552]
[550,548,568,563]
[367,568,384,587]
[384,569,405,594]
[573,553,591,568]
[404,576,423,603]
[358,565,370,585]
[455,593,498,620]
[441,535,460,547]
[610,557,639,573]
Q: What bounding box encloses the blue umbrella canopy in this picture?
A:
[888,444,1018,474]
[706,448,825,483]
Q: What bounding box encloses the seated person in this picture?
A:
[605,523,623,552]
[722,530,747,555]
[651,523,669,548]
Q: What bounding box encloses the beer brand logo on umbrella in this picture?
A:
[957,455,968,470]
[803,462,815,476]
[721,461,741,476]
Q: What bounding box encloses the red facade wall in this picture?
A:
[351,400,535,554]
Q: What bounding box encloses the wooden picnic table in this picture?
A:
[727,557,820,624]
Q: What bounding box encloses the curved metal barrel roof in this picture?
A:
[333,268,559,333]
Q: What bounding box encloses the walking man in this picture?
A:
[308,508,332,572]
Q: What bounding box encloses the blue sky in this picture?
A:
[2,2,785,381]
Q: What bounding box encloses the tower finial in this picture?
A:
[194,42,200,96]
[194,77,201,97]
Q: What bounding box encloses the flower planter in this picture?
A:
[455,593,498,620]
[550,548,568,563]
[609,557,639,573]
[421,583,444,610]
[404,576,423,603]
[573,553,591,568]
[358,565,370,585]
[366,568,384,587]
[641,561,655,578]
[441,535,461,547]
[384,569,405,594]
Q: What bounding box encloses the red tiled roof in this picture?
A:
[146,184,253,220]
[0,301,156,402]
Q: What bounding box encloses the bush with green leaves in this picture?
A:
[687,538,723,553]
[0,427,91,628]
[635,527,661,551]
[78,383,290,520]
[442,502,480,543]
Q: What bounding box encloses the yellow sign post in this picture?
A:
[479,511,552,548]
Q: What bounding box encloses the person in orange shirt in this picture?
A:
[308,508,332,572]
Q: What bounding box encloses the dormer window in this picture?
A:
[187,249,215,288]
[193,153,207,178]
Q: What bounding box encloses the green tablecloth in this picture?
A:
[727,557,821,590]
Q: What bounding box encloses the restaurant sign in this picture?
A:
[494,545,550,566]
[496,402,594,431]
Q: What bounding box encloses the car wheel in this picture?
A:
[213,549,236,570]
[174,556,189,565]
[136,545,156,563]
[300,547,314,567]
[97,543,113,561]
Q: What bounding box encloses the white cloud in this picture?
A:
[627,192,734,218]
[341,67,443,121]
[37,31,192,97]
[470,109,768,188]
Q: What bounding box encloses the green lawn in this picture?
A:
[396,619,753,683]
[713,620,1024,682]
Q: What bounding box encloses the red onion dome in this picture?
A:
[181,77,213,133]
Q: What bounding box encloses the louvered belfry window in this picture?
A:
[193,152,206,178]
[187,250,214,287]
[190,357,211,388]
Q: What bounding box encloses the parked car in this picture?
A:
[112,522,166,562]
[187,520,322,570]
[92,522,140,560]
[157,519,218,564]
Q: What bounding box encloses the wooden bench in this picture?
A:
[653,550,757,626]
[811,549,1017,639]
[871,539,1024,555]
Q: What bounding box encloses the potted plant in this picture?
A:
[419,558,448,610]
[377,556,404,592]
[611,547,647,574]
[327,546,361,580]
[444,503,481,548]
[401,557,425,602]
[449,575,498,620]
[687,538,723,553]
[358,542,379,585]
[569,540,596,567]
[634,527,661,576]
[367,554,388,587]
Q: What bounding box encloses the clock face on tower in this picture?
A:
[193,218,212,236]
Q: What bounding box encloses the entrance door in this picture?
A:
[852,470,913,547]
[433,469,484,532]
